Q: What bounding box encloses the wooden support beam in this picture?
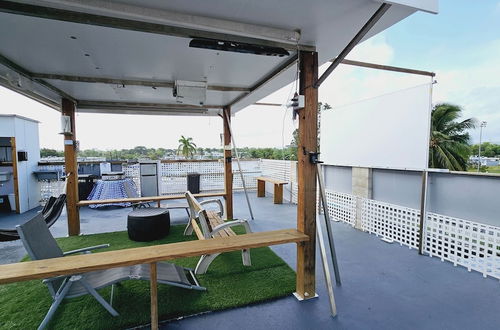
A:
[62,98,80,236]
[150,262,159,330]
[222,106,233,219]
[295,51,318,300]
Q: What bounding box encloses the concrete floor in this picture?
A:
[1,192,499,330]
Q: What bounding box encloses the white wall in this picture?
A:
[0,115,40,213]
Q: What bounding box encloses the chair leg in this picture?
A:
[184,221,194,236]
[110,284,115,307]
[80,279,119,316]
[195,253,220,274]
[242,249,251,266]
[38,280,73,330]
[185,208,190,218]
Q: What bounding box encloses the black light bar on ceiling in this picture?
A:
[189,38,290,57]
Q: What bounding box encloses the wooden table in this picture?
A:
[0,229,308,330]
[256,177,288,204]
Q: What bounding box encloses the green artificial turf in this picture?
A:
[0,225,296,330]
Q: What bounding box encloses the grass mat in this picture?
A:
[0,225,296,329]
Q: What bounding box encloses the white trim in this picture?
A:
[18,0,300,44]
[373,0,438,14]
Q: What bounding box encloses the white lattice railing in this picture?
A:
[325,190,357,226]
[38,160,261,197]
[361,198,421,249]
[158,160,260,195]
[323,190,499,280]
[425,212,500,279]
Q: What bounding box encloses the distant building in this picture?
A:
[469,156,499,167]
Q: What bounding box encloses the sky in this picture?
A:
[0,0,499,150]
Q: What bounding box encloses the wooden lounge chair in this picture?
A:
[16,214,205,330]
[183,191,252,274]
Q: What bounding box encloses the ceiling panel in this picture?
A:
[0,0,437,114]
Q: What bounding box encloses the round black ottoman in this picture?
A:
[127,208,170,242]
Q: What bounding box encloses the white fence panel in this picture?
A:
[425,212,500,279]
[361,198,421,249]
[325,190,356,226]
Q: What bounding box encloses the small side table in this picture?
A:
[127,208,170,242]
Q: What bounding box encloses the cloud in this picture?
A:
[433,39,500,143]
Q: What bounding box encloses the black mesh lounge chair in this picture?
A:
[16,214,205,330]
[0,194,67,242]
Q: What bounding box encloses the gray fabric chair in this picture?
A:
[17,214,205,330]
[0,194,66,242]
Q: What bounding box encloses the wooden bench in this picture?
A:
[256,176,288,204]
[184,191,252,274]
[0,229,308,329]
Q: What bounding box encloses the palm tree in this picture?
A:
[429,103,476,171]
[177,136,197,159]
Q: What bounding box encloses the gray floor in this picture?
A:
[1,192,498,330]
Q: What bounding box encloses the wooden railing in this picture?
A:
[0,229,308,329]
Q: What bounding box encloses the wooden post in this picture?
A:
[222,106,233,219]
[150,262,159,330]
[274,184,283,204]
[257,179,265,197]
[9,137,20,213]
[62,98,80,236]
[295,51,318,300]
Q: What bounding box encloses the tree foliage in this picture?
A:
[40,148,63,157]
[470,142,500,157]
[429,103,476,171]
[177,136,197,159]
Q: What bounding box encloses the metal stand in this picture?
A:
[315,162,341,317]
[317,163,341,285]
[224,115,255,220]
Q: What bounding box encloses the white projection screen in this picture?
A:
[321,83,432,170]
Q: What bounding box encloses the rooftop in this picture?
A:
[2,191,498,329]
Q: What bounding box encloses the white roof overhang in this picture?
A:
[0,0,437,116]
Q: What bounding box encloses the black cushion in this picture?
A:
[127,208,170,242]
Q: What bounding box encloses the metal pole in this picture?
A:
[316,163,341,285]
[418,171,428,255]
[314,3,392,89]
[223,114,255,220]
[316,213,337,317]
[477,121,487,172]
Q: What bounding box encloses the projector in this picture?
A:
[173,80,207,106]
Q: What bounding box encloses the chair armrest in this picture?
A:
[210,219,252,236]
[132,202,152,209]
[63,244,110,256]
[199,199,224,215]
[43,274,81,283]
[42,275,68,283]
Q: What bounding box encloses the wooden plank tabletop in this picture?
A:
[77,192,225,206]
[0,229,308,284]
[256,176,288,185]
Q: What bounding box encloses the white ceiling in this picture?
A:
[0,0,437,115]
